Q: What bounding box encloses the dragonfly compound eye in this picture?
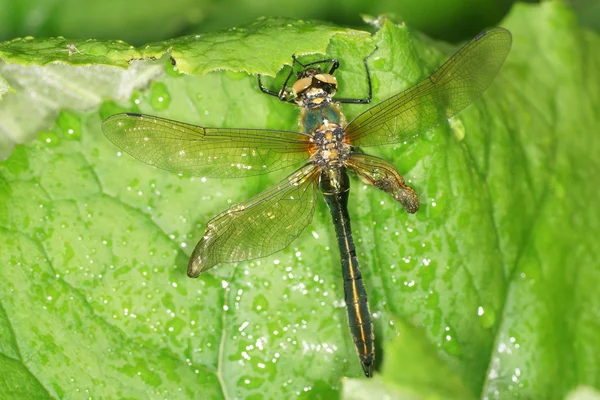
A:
[291,77,313,98]
[314,73,338,96]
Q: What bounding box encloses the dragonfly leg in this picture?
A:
[336,46,378,105]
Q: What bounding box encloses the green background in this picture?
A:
[0,1,599,399]
[0,0,598,45]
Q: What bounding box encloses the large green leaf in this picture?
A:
[1,2,599,399]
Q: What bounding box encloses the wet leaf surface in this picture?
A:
[1,4,599,399]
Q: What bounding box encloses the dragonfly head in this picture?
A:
[291,71,338,108]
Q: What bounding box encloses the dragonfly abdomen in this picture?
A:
[341,241,375,377]
[320,168,375,377]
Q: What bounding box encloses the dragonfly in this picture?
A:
[102,27,512,377]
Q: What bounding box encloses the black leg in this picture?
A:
[295,57,340,73]
[257,74,281,98]
[277,56,300,100]
[291,54,306,69]
[336,46,378,105]
[256,55,304,102]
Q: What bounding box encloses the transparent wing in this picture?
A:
[187,163,320,277]
[102,113,310,178]
[345,27,512,147]
[346,153,419,213]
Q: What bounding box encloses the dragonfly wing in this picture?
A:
[102,113,310,178]
[187,163,320,277]
[347,153,419,213]
[345,27,512,147]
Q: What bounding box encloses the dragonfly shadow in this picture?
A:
[372,319,386,374]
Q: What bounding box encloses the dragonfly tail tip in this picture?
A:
[360,355,375,378]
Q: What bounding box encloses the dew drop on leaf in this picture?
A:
[37,131,61,147]
[252,293,269,312]
[478,304,497,329]
[56,110,82,141]
[150,81,171,111]
[372,56,386,70]
[441,324,462,356]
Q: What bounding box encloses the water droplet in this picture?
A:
[373,57,386,69]
[478,305,496,329]
[129,90,143,106]
[38,131,61,147]
[252,293,269,312]
[441,324,461,356]
[237,375,264,389]
[150,82,171,110]
[418,259,436,290]
[520,262,540,285]
[56,110,81,141]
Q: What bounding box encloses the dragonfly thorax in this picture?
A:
[292,73,338,109]
[311,119,350,168]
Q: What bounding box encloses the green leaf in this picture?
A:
[1,3,599,400]
[0,18,364,72]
